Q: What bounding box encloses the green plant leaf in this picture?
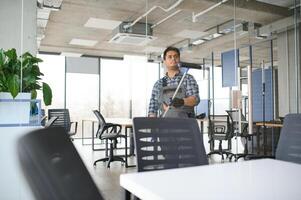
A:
[7,74,19,98]
[5,48,17,62]
[31,89,37,99]
[42,82,52,106]
[0,49,5,67]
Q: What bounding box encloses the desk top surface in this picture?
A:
[120,159,301,200]
[256,122,283,128]
[83,118,133,126]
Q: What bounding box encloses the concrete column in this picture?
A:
[277,24,301,116]
[0,0,37,55]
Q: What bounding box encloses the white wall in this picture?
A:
[0,0,37,55]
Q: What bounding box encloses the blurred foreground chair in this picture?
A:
[18,127,104,200]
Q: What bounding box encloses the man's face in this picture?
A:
[164,50,180,71]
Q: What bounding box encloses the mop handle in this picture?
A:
[162,68,189,118]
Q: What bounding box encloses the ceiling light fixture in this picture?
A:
[192,39,205,45]
[37,0,63,11]
[69,38,98,47]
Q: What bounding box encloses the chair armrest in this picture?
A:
[245,155,275,160]
[103,124,122,134]
[70,121,78,134]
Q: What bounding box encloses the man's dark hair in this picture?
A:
[163,46,180,60]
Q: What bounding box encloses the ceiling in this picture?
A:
[38,0,294,64]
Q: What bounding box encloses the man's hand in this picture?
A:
[170,98,184,108]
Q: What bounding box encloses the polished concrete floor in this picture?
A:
[73,135,246,200]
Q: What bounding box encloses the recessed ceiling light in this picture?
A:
[192,39,205,45]
[143,46,165,53]
[212,33,223,38]
[60,52,82,57]
[84,18,121,30]
[69,38,98,47]
[175,30,207,39]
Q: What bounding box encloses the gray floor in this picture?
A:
[73,135,245,200]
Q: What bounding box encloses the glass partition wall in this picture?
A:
[37,55,160,138]
[196,0,300,159]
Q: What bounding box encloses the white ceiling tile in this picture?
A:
[69,38,98,47]
[143,46,165,53]
[174,30,208,39]
[84,18,121,30]
[60,52,83,57]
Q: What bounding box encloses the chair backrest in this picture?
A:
[226,110,248,136]
[44,116,59,128]
[92,110,107,136]
[133,117,208,172]
[18,127,104,200]
[276,114,301,164]
[208,114,233,139]
[48,109,71,132]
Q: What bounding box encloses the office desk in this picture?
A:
[255,122,283,155]
[120,159,301,200]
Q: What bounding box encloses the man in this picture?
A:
[148,46,200,118]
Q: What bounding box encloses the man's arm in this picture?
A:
[148,81,160,117]
[184,74,200,106]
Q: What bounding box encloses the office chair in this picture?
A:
[44,116,59,128]
[17,127,104,200]
[127,117,208,200]
[226,110,254,161]
[133,117,208,172]
[207,114,234,161]
[48,109,78,139]
[247,114,301,164]
[93,110,126,168]
[276,114,301,164]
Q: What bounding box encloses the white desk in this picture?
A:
[120,159,301,200]
[0,126,38,200]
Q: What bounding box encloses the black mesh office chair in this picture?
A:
[17,127,104,200]
[207,114,234,161]
[44,116,59,128]
[247,114,301,164]
[48,109,78,139]
[93,110,126,168]
[226,110,254,161]
[133,117,208,172]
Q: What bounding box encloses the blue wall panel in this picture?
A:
[252,68,273,122]
[222,49,239,87]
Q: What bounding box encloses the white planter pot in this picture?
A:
[0,92,31,125]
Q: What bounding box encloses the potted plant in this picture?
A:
[0,48,52,124]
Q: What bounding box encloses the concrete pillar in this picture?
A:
[0,0,37,55]
[277,24,301,116]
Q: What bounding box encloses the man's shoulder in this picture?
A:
[185,73,197,80]
[153,78,164,87]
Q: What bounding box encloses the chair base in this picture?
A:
[207,140,234,161]
[229,153,254,162]
[93,156,125,168]
[207,151,234,161]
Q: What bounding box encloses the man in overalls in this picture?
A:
[148,46,200,118]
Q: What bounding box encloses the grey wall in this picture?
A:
[277,25,301,116]
[0,0,37,55]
